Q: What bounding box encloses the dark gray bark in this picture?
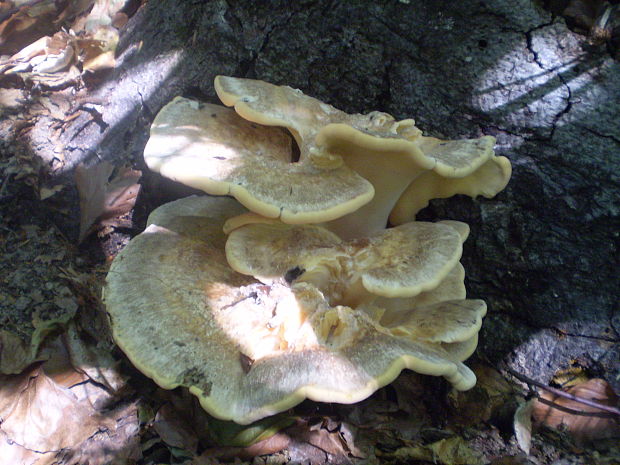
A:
[18,0,620,390]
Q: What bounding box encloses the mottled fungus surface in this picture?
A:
[105,196,484,424]
[106,76,512,425]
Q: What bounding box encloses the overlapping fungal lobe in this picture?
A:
[225,220,465,302]
[214,75,511,238]
[105,196,484,425]
[225,218,487,375]
[143,96,374,224]
[389,136,513,226]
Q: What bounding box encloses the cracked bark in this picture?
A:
[6,0,619,390]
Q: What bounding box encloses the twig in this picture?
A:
[536,396,614,418]
[507,368,620,417]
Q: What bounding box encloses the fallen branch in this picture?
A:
[507,368,620,417]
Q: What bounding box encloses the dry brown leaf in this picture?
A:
[0,335,139,464]
[337,422,365,459]
[0,428,56,465]
[198,431,292,462]
[75,161,141,242]
[74,28,118,73]
[1,30,73,74]
[70,0,125,71]
[55,403,142,465]
[64,322,126,392]
[241,431,292,457]
[301,422,350,456]
[532,378,620,445]
[0,0,59,55]
[449,363,515,427]
[154,403,199,453]
[0,365,112,452]
[198,417,362,463]
[1,0,128,78]
[98,165,141,223]
[82,48,115,71]
[513,399,534,455]
[284,418,360,464]
[75,36,105,62]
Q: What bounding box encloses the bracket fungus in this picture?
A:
[105,196,485,424]
[225,220,465,304]
[214,75,511,238]
[144,76,510,238]
[104,76,512,425]
[144,96,373,224]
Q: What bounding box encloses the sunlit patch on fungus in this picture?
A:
[106,196,488,424]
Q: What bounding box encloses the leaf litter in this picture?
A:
[0,334,140,465]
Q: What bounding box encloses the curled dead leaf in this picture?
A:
[198,432,292,462]
[513,399,534,455]
[0,364,110,452]
[0,31,73,75]
[75,161,141,242]
[0,0,131,79]
[154,403,199,453]
[0,334,138,464]
[532,378,620,445]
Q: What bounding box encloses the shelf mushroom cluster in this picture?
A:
[104,76,512,424]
